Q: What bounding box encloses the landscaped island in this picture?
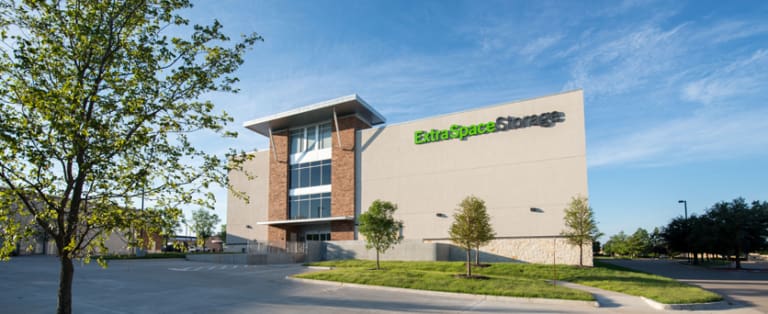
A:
[297,260,722,304]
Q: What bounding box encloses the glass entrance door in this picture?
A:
[304,233,331,241]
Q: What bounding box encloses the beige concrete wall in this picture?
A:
[357,90,588,240]
[325,239,450,261]
[226,151,270,250]
[424,237,593,266]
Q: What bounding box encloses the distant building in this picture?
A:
[6,200,164,256]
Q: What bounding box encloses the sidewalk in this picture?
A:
[554,281,654,312]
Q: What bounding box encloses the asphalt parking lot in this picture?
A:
[0,256,764,313]
[2,256,594,314]
[602,259,768,313]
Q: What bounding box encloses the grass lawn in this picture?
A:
[298,260,722,304]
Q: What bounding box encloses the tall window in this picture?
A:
[289,129,303,154]
[290,160,331,189]
[319,123,332,149]
[290,122,332,154]
[290,192,331,219]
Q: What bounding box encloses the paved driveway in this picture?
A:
[601,259,768,313]
[0,256,763,313]
[2,256,596,314]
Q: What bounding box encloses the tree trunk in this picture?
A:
[376,250,380,270]
[579,243,583,267]
[465,248,471,277]
[57,256,74,314]
[735,245,742,269]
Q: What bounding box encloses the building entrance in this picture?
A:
[304,232,331,241]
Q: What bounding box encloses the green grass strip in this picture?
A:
[301,260,721,304]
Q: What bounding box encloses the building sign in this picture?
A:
[414,111,565,145]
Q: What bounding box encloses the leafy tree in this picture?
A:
[628,228,651,258]
[191,209,220,249]
[592,240,602,255]
[358,200,403,270]
[706,198,768,268]
[603,231,629,257]
[218,224,227,242]
[662,198,768,267]
[561,195,601,266]
[449,195,495,277]
[472,204,496,267]
[661,217,687,257]
[687,214,715,264]
[138,207,182,252]
[649,227,667,257]
[0,1,259,313]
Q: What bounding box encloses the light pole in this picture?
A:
[678,200,687,220]
[678,200,689,263]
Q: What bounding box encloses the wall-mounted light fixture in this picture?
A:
[530,207,544,213]
[436,213,447,218]
[245,225,253,229]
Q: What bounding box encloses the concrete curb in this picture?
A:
[287,276,599,308]
[641,297,731,311]
[305,266,333,270]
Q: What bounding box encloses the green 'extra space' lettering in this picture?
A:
[413,111,565,145]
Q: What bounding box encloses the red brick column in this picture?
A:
[331,115,370,240]
[268,130,289,248]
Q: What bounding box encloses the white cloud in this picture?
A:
[682,49,768,104]
[519,34,563,60]
[563,24,686,97]
[695,20,768,44]
[589,107,768,167]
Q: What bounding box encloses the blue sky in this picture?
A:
[181,0,768,240]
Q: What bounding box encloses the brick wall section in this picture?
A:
[331,221,355,240]
[331,115,370,240]
[267,131,289,248]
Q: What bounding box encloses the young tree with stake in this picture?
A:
[358,200,403,270]
[562,195,601,267]
[449,196,495,277]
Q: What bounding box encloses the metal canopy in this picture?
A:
[255,216,354,226]
[243,94,386,137]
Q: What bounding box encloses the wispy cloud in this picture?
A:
[519,34,562,60]
[694,20,768,44]
[682,49,768,104]
[591,0,657,18]
[589,106,768,167]
[563,23,686,97]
